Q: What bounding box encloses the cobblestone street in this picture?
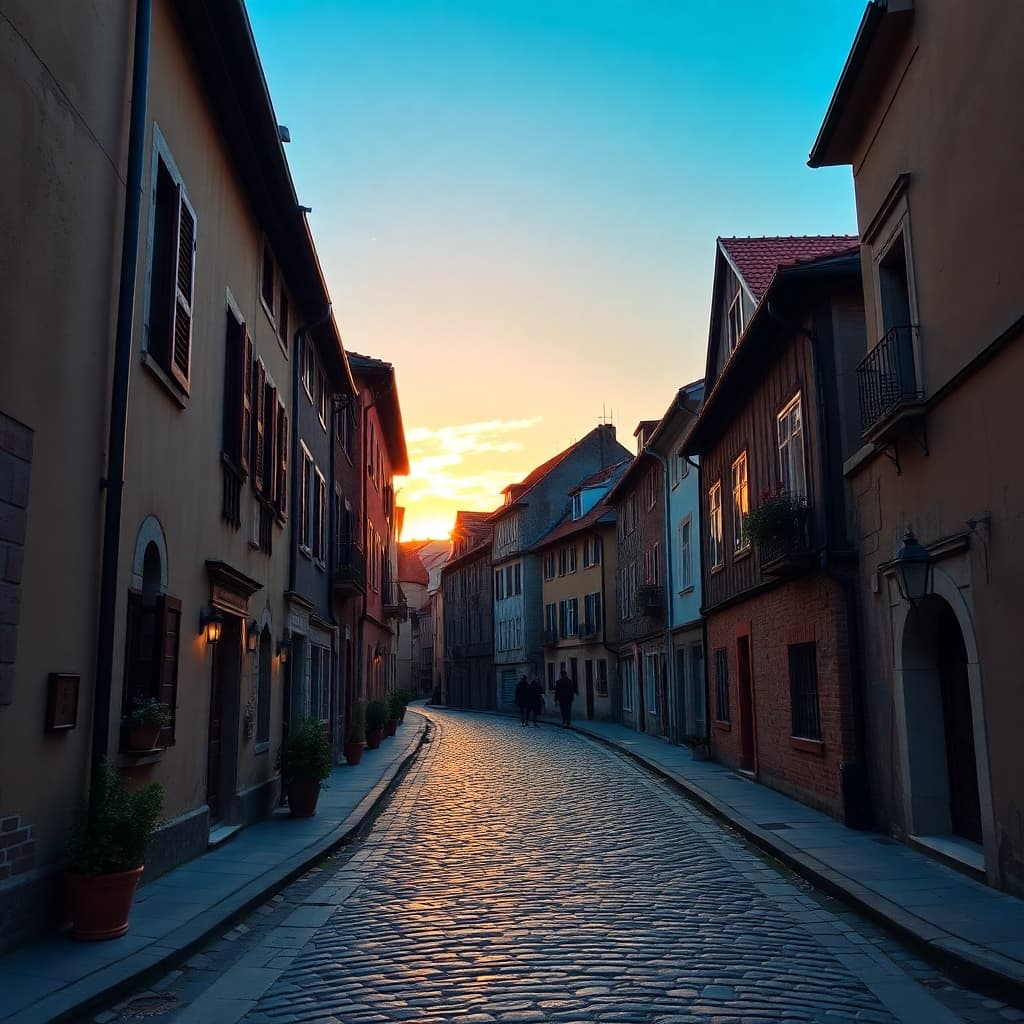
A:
[94,709,1023,1024]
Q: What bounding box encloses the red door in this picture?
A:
[736,635,755,772]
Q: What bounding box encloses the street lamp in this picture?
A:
[246,620,259,653]
[277,629,291,663]
[199,606,225,645]
[893,527,933,607]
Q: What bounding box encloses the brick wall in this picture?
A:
[0,412,33,706]
[707,573,858,819]
[0,814,36,880]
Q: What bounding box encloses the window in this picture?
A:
[708,481,723,569]
[558,598,578,637]
[558,548,567,576]
[302,336,314,399]
[678,517,692,591]
[567,545,577,574]
[261,375,278,507]
[621,659,636,712]
[584,592,602,634]
[778,395,806,499]
[299,447,313,554]
[789,643,822,741]
[318,368,328,429]
[673,449,689,486]
[646,469,658,510]
[715,648,730,722]
[505,565,514,597]
[572,493,583,520]
[277,290,289,351]
[146,153,196,392]
[494,569,504,601]
[275,398,288,519]
[261,242,275,317]
[596,658,608,697]
[651,542,661,586]
[310,644,330,722]
[251,358,267,495]
[514,563,521,595]
[543,553,555,580]
[313,469,326,563]
[727,291,744,354]
[545,603,557,639]
[645,653,658,716]
[732,451,749,552]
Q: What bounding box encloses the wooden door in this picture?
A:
[737,635,755,772]
[207,633,226,820]
[585,660,595,720]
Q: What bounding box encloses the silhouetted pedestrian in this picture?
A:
[528,676,545,726]
[514,675,530,726]
[554,669,576,727]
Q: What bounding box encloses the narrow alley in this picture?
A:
[89,709,1021,1024]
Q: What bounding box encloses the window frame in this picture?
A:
[731,450,750,553]
[788,642,823,742]
[678,515,692,592]
[708,480,724,570]
[727,290,744,355]
[777,394,807,499]
[714,647,730,723]
[299,445,313,556]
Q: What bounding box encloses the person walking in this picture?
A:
[514,675,530,726]
[554,668,576,728]
[528,676,545,726]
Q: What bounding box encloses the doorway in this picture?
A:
[207,616,241,822]
[584,660,595,720]
[902,595,983,844]
[736,634,755,772]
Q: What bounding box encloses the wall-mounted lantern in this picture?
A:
[277,629,291,663]
[246,620,259,653]
[199,607,225,645]
[894,527,933,607]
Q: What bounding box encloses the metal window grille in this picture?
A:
[788,643,822,740]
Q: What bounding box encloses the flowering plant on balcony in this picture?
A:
[742,484,807,546]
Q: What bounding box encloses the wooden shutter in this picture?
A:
[276,400,288,517]
[239,328,253,474]
[264,381,277,506]
[170,188,196,391]
[252,358,266,494]
[154,595,182,743]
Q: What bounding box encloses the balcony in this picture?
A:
[857,325,925,443]
[382,581,408,622]
[758,505,814,578]
[636,585,665,614]
[333,542,366,595]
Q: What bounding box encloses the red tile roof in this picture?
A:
[572,459,630,492]
[719,235,859,301]
[397,544,429,585]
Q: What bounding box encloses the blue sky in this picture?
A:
[245,0,863,538]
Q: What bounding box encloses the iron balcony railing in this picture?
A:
[333,542,366,593]
[382,581,408,620]
[856,324,923,437]
[757,504,812,575]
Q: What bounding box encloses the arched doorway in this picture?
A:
[901,594,982,844]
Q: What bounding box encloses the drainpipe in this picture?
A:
[685,452,711,748]
[91,0,152,796]
[649,448,676,741]
[598,529,620,717]
[767,300,872,829]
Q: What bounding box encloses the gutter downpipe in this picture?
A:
[91,0,152,797]
[650,448,676,742]
[767,300,872,829]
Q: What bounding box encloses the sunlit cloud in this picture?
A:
[397,417,543,538]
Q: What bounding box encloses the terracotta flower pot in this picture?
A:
[343,741,364,765]
[383,719,397,738]
[286,780,321,818]
[66,865,144,941]
[365,727,383,750]
[127,725,162,752]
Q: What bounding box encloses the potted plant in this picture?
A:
[742,485,807,547]
[683,734,711,762]
[125,696,171,752]
[344,700,366,766]
[65,759,164,940]
[277,716,332,817]
[383,692,402,737]
[393,688,411,723]
[365,698,387,750]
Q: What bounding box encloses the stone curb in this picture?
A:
[32,715,431,1024]
[572,722,1024,1010]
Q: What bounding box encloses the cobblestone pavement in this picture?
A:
[91,709,1024,1024]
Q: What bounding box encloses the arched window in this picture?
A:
[123,519,181,746]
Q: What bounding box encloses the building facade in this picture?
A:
[810,0,1024,889]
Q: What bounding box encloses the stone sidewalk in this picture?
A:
[0,712,428,1024]
[566,714,1024,1006]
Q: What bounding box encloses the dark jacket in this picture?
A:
[554,674,576,705]
[514,678,530,708]
[528,679,544,712]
